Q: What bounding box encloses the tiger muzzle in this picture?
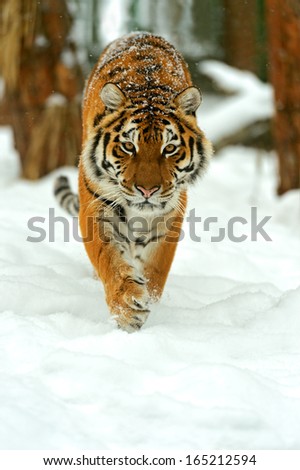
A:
[135,185,160,199]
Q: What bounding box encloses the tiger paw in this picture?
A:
[115,308,150,333]
[108,276,150,332]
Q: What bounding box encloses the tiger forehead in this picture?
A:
[121,118,179,144]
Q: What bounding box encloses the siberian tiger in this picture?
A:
[55,32,213,332]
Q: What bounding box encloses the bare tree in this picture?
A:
[266,0,300,194]
[0,0,83,179]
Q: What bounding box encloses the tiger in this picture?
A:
[54,32,213,332]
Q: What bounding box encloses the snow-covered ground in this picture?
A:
[0,106,300,449]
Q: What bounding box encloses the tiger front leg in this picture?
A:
[143,211,185,302]
[92,239,151,331]
[80,203,150,332]
[104,257,151,332]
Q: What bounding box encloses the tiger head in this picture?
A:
[83,83,213,214]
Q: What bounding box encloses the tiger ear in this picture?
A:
[100,83,126,111]
[174,86,202,115]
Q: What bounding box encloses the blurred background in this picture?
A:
[0,0,299,195]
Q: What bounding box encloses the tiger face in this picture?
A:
[83,82,212,215]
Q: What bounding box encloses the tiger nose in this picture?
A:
[136,185,160,198]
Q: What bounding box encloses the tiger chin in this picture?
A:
[54,32,213,333]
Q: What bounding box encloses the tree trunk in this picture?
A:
[266,0,300,194]
[223,0,258,73]
[0,0,83,179]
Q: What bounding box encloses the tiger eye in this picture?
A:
[164,144,176,154]
[122,141,135,152]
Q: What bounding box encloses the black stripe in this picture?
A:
[66,198,79,213]
[175,163,195,173]
[104,110,126,130]
[131,117,144,124]
[196,137,204,159]
[166,113,198,136]
[83,176,102,199]
[130,107,158,117]
[54,185,70,196]
[134,53,155,61]
[102,132,114,171]
[180,118,198,134]
[135,234,164,247]
[176,151,186,163]
[90,130,103,178]
[100,217,130,244]
[142,105,167,115]
[104,200,126,221]
[132,98,169,107]
[132,278,145,285]
[93,113,105,127]
[60,192,73,206]
[176,120,185,134]
[91,130,102,155]
[103,132,110,150]
[123,83,174,95]
[189,136,195,161]
[83,176,127,221]
[107,66,128,78]
[136,64,163,74]
[113,118,127,133]
[172,171,179,181]
[102,159,114,171]
[112,148,122,159]
[164,114,186,134]
[122,129,135,139]
[175,162,194,173]
[136,64,162,75]
[142,126,151,135]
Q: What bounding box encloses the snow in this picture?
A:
[35,35,48,48]
[46,93,67,107]
[1,97,300,449]
[198,61,274,144]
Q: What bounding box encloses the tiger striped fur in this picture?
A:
[54,176,79,216]
[55,32,213,332]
